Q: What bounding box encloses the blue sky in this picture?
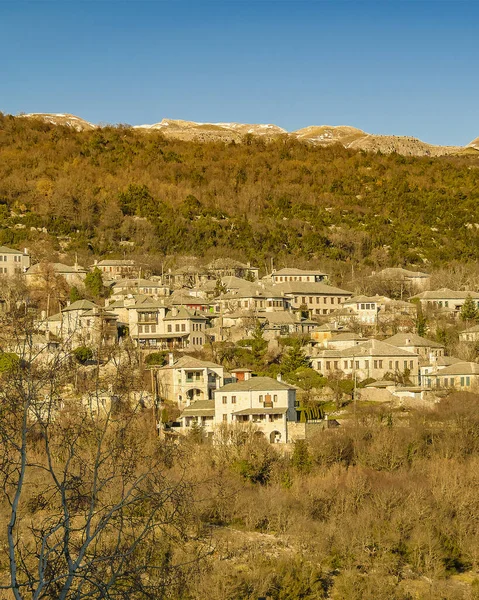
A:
[1,1,478,145]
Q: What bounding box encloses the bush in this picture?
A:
[73,346,93,364]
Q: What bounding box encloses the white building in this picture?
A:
[0,246,30,276]
[271,268,328,284]
[214,375,297,444]
[154,355,224,407]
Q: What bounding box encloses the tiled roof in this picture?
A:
[160,356,223,370]
[315,339,418,358]
[62,300,98,312]
[411,288,479,300]
[217,376,296,392]
[273,268,328,276]
[435,362,479,376]
[0,246,24,254]
[385,333,444,349]
[164,306,208,320]
[271,282,352,296]
[180,400,215,417]
[232,407,288,415]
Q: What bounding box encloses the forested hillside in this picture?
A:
[1,113,479,270]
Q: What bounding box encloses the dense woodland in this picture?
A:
[1,113,479,273]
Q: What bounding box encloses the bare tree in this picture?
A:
[0,312,210,599]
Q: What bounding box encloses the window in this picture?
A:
[175,324,180,332]
[309,297,313,304]
[231,396,236,404]
[334,361,339,370]
[461,377,465,387]
[222,415,227,422]
[374,360,378,369]
[344,361,348,369]
[410,360,414,369]
[389,361,393,370]
[326,361,331,370]
[167,324,172,333]
[404,361,407,370]
[466,376,471,386]
[365,360,369,369]
[222,396,227,404]
[355,361,359,369]
[181,323,186,332]
[259,395,263,402]
[138,325,143,334]
[395,361,399,370]
[378,360,383,368]
[273,395,278,403]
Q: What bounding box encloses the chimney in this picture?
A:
[168,352,174,366]
[23,248,28,255]
[244,370,251,381]
[406,338,411,344]
[277,373,282,382]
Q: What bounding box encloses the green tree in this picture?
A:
[0,352,20,373]
[84,267,106,299]
[280,340,310,377]
[460,295,478,323]
[73,346,93,364]
[250,320,267,365]
[69,285,83,304]
[145,351,168,366]
[213,278,227,298]
[291,439,312,473]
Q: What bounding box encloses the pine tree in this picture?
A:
[460,295,478,323]
[84,267,106,300]
[280,340,310,376]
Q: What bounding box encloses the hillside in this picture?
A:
[17,112,477,156]
[1,113,479,272]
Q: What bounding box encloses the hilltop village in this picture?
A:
[3,246,479,443]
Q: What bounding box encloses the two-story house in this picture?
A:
[271,268,328,284]
[410,289,479,316]
[213,374,297,443]
[310,339,419,384]
[154,354,224,407]
[93,259,138,280]
[271,281,352,317]
[0,246,31,276]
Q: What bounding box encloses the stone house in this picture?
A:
[310,339,419,383]
[214,374,297,443]
[0,246,30,276]
[271,281,352,317]
[271,268,328,284]
[154,355,224,407]
[410,289,479,316]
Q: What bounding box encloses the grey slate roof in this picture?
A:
[411,288,479,300]
[272,281,352,296]
[232,407,288,416]
[217,376,296,392]
[62,300,98,312]
[160,356,222,370]
[180,400,215,417]
[435,362,479,376]
[385,333,444,349]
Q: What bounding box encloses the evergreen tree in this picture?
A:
[460,295,478,323]
[69,285,83,304]
[291,440,312,473]
[250,320,267,365]
[280,340,310,377]
[84,267,106,300]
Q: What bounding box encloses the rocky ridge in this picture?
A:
[17,112,478,156]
